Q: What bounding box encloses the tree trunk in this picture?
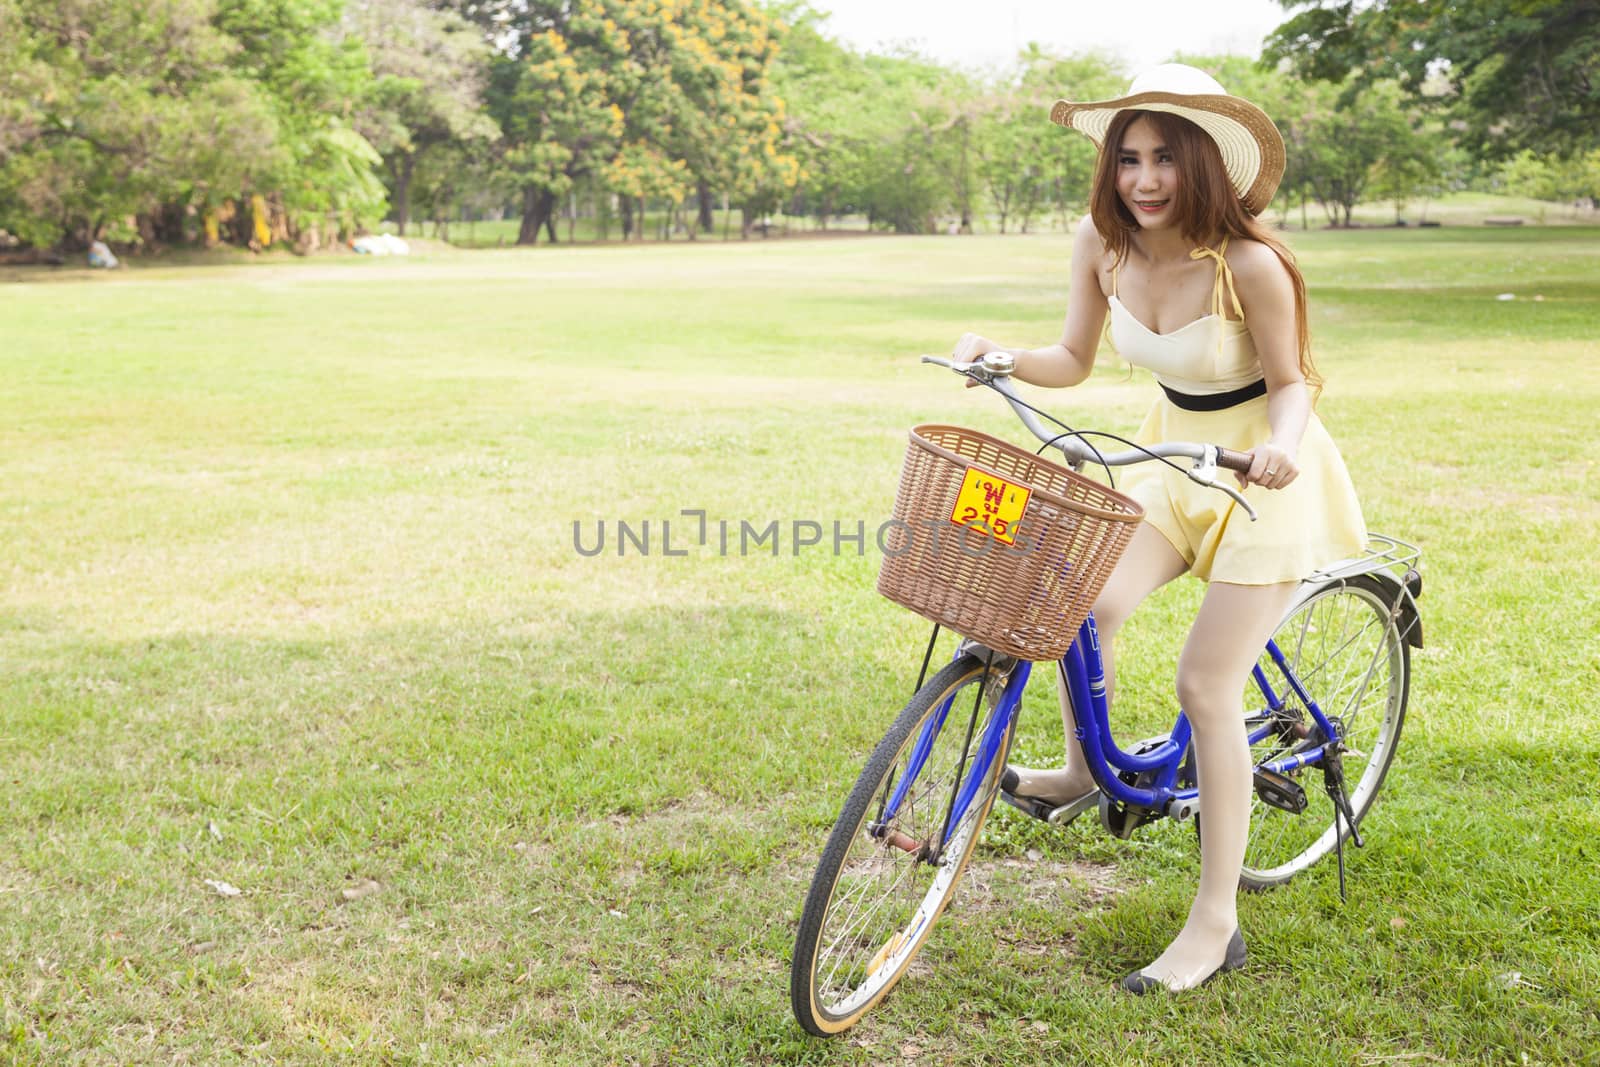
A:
[619,196,633,240]
[697,181,714,233]
[225,198,253,248]
[519,187,557,244]
[518,187,541,244]
[393,153,416,236]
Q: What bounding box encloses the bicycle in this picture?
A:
[789,352,1423,1036]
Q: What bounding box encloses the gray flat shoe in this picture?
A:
[1121,928,1247,994]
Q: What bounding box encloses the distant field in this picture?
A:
[417,191,1595,247]
[2,228,1597,1063]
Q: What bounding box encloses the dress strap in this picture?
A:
[1111,260,1120,299]
[1189,235,1244,324]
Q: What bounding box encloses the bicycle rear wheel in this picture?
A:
[790,655,1014,1036]
[1241,574,1410,889]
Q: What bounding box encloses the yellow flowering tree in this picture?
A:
[485,0,792,243]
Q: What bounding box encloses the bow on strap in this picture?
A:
[1188,236,1245,323]
[1190,236,1244,360]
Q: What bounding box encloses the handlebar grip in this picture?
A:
[1215,447,1253,473]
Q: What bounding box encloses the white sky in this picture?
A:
[806,0,1287,74]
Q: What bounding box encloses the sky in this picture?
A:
[805,0,1289,75]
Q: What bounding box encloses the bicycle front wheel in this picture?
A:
[1241,574,1411,889]
[790,655,1014,1036]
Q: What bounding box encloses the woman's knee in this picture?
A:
[1092,584,1139,639]
[1174,662,1241,726]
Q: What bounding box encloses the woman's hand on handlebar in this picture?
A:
[1240,441,1299,490]
[951,333,1005,388]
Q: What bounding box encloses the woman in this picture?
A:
[951,64,1366,993]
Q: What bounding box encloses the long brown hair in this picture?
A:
[1090,109,1321,397]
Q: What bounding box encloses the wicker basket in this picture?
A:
[876,424,1144,661]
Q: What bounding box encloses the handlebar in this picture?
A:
[922,353,1259,521]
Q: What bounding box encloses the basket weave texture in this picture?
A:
[877,424,1144,661]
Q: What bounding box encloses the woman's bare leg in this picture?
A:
[1130,579,1299,990]
[1007,524,1187,804]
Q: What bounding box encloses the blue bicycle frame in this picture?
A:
[881,612,1345,849]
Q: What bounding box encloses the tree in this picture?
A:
[0,0,287,248]
[1265,0,1600,160]
[488,13,623,244]
[481,0,792,244]
[767,6,869,229]
[1012,47,1124,231]
[1289,78,1433,226]
[1495,148,1600,209]
[346,0,499,236]
[216,0,389,244]
[656,0,792,238]
[975,95,1048,234]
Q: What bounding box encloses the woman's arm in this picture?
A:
[1230,240,1309,490]
[951,217,1109,388]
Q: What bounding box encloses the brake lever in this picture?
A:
[1187,446,1258,521]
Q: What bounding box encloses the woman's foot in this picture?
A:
[1121,926,1247,994]
[999,766,1098,823]
[1002,766,1096,806]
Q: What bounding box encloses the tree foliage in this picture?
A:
[479,0,793,244]
[0,0,390,250]
[1264,0,1600,159]
[346,0,499,235]
[0,0,1571,253]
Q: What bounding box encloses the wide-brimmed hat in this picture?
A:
[1050,64,1286,216]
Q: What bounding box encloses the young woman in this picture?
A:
[951,64,1366,993]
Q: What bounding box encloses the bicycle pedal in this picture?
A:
[999,789,1048,821]
[1253,768,1308,814]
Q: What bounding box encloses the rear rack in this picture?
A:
[1306,533,1421,585]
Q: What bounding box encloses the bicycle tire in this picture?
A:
[790,654,1013,1036]
[1239,574,1411,889]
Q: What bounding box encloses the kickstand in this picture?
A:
[1332,797,1347,903]
[1324,751,1363,904]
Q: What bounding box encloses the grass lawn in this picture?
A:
[2,226,1598,1064]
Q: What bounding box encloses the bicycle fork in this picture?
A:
[869,657,1029,865]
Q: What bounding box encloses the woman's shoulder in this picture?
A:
[1222,235,1292,294]
[1074,214,1116,270]
[1074,213,1107,250]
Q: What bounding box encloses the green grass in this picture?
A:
[2,227,1599,1064]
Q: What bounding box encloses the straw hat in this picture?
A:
[1050,64,1286,216]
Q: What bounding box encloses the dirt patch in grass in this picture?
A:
[959,855,1125,912]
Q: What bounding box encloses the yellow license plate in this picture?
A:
[948,466,1030,546]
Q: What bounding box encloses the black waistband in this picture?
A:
[1160,378,1267,412]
